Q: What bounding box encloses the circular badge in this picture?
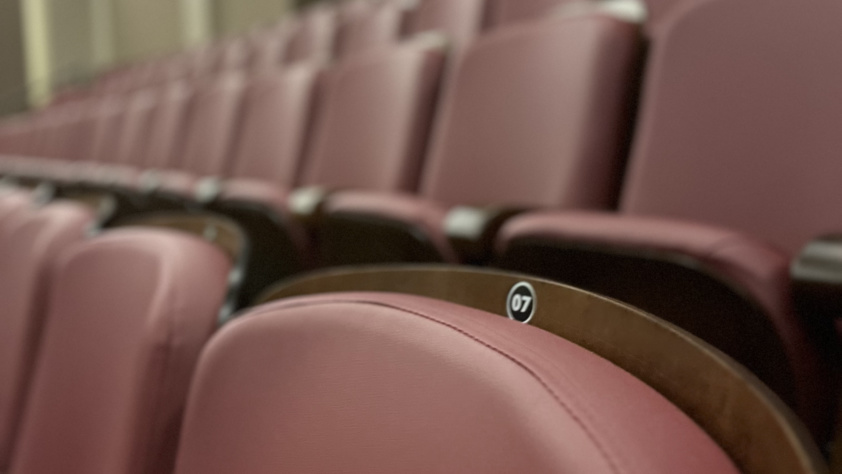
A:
[506,282,537,324]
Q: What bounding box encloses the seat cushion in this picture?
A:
[10,229,231,474]
[174,292,738,474]
[0,201,94,471]
[496,210,827,434]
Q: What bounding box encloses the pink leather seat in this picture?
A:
[222,64,320,195]
[495,0,842,439]
[178,74,247,176]
[142,81,194,171]
[335,0,406,59]
[87,97,127,163]
[405,0,488,47]
[0,198,94,472]
[113,90,158,166]
[286,5,339,65]
[10,228,231,474]
[173,292,738,474]
[223,38,446,214]
[212,38,253,72]
[487,0,576,26]
[149,73,246,195]
[322,11,640,263]
[249,26,292,72]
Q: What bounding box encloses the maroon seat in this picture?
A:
[214,39,446,305]
[0,197,94,472]
[495,0,842,440]
[147,73,246,195]
[405,0,488,47]
[175,73,247,178]
[113,90,158,167]
[9,228,231,474]
[335,0,406,59]
[212,38,253,73]
[285,5,339,65]
[142,81,194,171]
[487,0,576,26]
[320,10,641,264]
[172,292,738,474]
[223,64,320,195]
[249,26,293,72]
[223,38,447,216]
[87,97,127,164]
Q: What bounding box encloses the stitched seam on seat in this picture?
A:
[243,297,627,474]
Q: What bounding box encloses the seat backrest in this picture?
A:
[213,38,253,73]
[335,1,406,59]
[10,228,231,474]
[286,6,339,65]
[172,290,741,474]
[0,199,94,472]
[487,0,575,26]
[143,81,194,170]
[229,65,320,186]
[619,0,842,255]
[249,27,291,72]
[178,73,247,177]
[257,266,826,474]
[300,38,446,192]
[405,0,488,47]
[113,90,158,166]
[88,97,127,163]
[419,12,640,209]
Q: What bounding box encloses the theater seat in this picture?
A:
[495,0,842,440]
[487,0,575,26]
[147,72,247,196]
[142,81,194,171]
[210,37,446,304]
[319,10,640,265]
[9,228,231,474]
[335,0,406,58]
[405,0,488,47]
[0,197,94,472]
[173,292,739,474]
[285,5,338,64]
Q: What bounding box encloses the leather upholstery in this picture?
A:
[301,39,445,192]
[10,229,231,474]
[620,0,842,254]
[114,90,157,166]
[143,81,194,170]
[420,13,639,209]
[249,27,291,72]
[178,72,247,177]
[498,211,793,318]
[406,0,488,47]
[487,0,573,26]
[0,200,94,472]
[286,6,338,65]
[321,12,640,262]
[335,1,405,59]
[173,293,738,474]
[88,98,127,163]
[228,65,319,184]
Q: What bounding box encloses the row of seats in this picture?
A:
[0,187,824,474]
[1,0,842,469]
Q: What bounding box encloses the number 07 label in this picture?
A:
[506,282,536,324]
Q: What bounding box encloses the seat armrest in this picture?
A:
[288,186,332,224]
[444,206,527,263]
